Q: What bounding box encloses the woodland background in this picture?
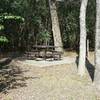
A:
[0,0,96,52]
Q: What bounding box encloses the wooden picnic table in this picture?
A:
[25,45,63,60]
[32,45,59,49]
[35,45,63,60]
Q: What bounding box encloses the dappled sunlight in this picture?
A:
[0,52,99,100]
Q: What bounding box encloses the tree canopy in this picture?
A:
[0,0,96,51]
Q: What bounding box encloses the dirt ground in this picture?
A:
[0,52,100,100]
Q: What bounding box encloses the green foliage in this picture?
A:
[86,0,96,49]
[58,1,80,49]
[4,15,24,22]
[37,30,51,44]
[62,13,79,48]
[0,14,24,50]
[57,0,95,50]
[0,14,25,23]
[0,36,9,43]
[0,24,4,30]
[0,0,96,51]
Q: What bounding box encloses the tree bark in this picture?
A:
[78,0,88,76]
[49,0,63,52]
[86,39,89,57]
[94,0,100,90]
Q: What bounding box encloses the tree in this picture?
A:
[78,0,88,76]
[0,0,96,51]
[94,0,100,90]
[49,0,63,51]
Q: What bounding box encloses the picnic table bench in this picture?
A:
[25,45,63,60]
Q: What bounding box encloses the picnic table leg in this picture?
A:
[44,50,46,60]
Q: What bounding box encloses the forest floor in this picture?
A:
[0,52,100,100]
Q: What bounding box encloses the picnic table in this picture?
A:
[25,45,63,60]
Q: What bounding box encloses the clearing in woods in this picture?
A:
[0,52,100,100]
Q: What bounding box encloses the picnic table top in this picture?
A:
[33,45,61,48]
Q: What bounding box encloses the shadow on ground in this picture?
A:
[76,56,95,82]
[86,58,95,82]
[0,57,36,93]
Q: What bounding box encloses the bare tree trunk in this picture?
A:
[86,39,89,57]
[94,0,100,90]
[78,0,88,76]
[49,0,63,52]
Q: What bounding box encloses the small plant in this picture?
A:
[37,30,52,45]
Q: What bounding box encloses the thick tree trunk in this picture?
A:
[94,0,100,90]
[78,0,88,76]
[49,0,63,52]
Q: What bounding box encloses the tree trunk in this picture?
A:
[94,0,100,90]
[86,39,89,57]
[49,0,63,52]
[78,0,88,76]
